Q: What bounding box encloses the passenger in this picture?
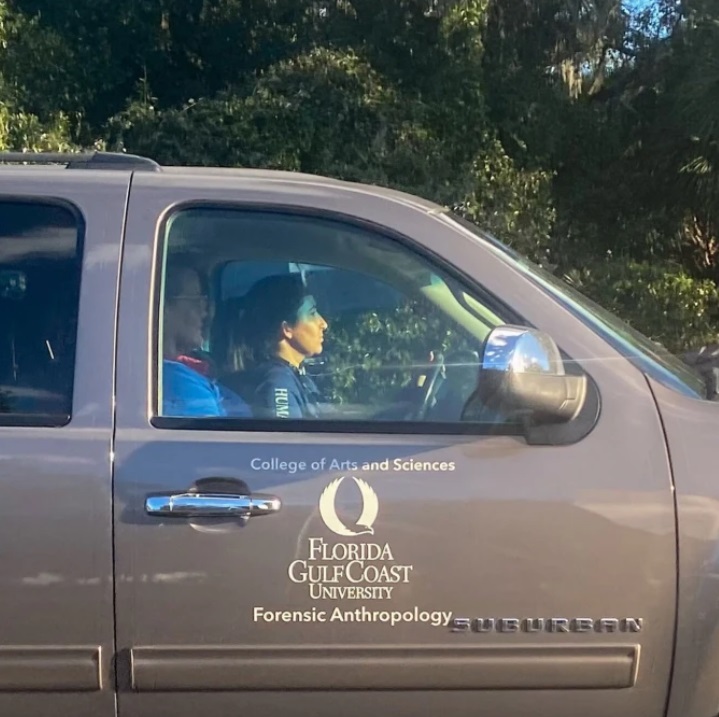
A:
[233,274,328,419]
[162,261,250,417]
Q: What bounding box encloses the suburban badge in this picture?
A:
[451,617,643,633]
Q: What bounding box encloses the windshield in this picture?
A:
[443,214,706,399]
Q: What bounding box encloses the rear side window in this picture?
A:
[0,200,83,426]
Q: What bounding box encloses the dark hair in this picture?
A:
[238,273,308,363]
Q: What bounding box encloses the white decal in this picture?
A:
[253,606,452,627]
[257,476,446,623]
[319,477,379,537]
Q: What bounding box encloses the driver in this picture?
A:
[233,274,328,419]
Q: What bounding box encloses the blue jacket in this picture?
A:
[163,360,251,417]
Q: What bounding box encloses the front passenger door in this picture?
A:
[113,172,676,717]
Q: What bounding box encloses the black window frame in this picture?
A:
[0,196,85,428]
[151,202,589,440]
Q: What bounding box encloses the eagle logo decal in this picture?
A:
[318,477,379,537]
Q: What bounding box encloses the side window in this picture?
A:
[155,208,511,428]
[0,200,83,426]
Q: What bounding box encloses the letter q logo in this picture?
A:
[319,477,378,537]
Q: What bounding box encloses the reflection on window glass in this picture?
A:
[443,213,706,399]
[158,208,512,425]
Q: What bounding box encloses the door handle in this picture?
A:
[145,492,281,519]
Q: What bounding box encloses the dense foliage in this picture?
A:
[0,0,718,353]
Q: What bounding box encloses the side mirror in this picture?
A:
[474,326,587,425]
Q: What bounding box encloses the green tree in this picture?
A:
[106,43,552,255]
[2,0,316,135]
[565,259,719,353]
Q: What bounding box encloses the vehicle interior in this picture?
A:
[0,203,80,423]
[161,207,511,421]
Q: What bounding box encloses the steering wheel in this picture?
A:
[414,351,445,420]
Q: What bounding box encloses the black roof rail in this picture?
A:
[0,151,161,171]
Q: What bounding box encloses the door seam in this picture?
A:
[109,171,136,717]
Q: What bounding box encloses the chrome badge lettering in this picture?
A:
[451,617,643,633]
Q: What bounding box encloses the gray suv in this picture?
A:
[0,151,715,717]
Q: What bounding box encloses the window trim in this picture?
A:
[151,415,525,436]
[0,196,85,428]
[150,201,595,441]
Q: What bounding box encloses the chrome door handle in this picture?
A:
[145,492,281,518]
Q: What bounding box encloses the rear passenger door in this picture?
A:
[113,172,676,717]
[0,171,126,717]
